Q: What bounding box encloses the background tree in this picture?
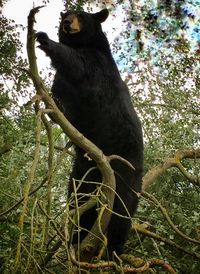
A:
[0,0,199,273]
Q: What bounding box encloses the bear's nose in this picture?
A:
[62,14,81,34]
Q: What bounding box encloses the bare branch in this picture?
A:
[176,161,200,186]
[132,223,200,260]
[108,154,135,170]
[26,6,116,263]
[143,148,200,190]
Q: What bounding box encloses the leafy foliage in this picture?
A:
[0,0,200,273]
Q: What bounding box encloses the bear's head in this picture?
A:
[59,9,109,50]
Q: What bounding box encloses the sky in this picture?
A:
[3,0,124,71]
[3,0,68,69]
[2,0,125,107]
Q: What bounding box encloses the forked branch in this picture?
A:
[142,148,200,190]
[27,6,116,263]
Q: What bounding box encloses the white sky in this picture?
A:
[3,0,124,71]
[4,0,65,69]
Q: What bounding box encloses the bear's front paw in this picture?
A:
[35,32,49,43]
[35,32,50,52]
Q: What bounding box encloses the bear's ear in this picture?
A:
[60,12,65,19]
[93,9,109,23]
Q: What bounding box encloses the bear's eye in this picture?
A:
[77,13,84,21]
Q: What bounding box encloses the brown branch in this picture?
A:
[41,114,54,244]
[70,252,176,273]
[176,161,200,186]
[108,154,135,170]
[27,6,116,264]
[70,255,150,273]
[149,259,177,274]
[132,223,200,260]
[142,148,200,190]
[121,254,177,273]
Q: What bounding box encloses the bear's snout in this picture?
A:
[62,15,81,34]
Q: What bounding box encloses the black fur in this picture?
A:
[36,9,143,255]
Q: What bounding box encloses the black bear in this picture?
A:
[36,8,143,255]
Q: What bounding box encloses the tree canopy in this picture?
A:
[0,0,200,273]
